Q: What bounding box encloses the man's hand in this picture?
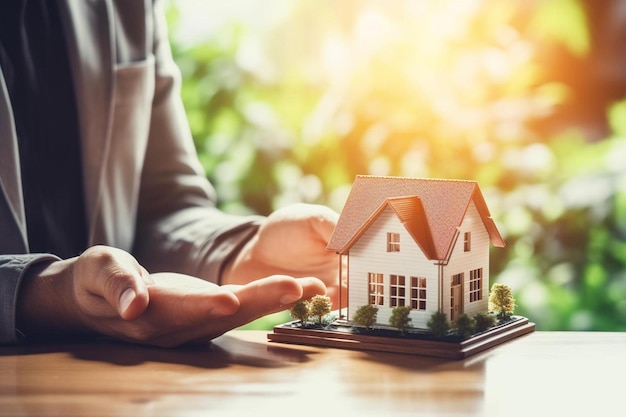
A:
[222,203,345,305]
[17,246,325,347]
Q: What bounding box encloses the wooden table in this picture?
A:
[1,331,624,416]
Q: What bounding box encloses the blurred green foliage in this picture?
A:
[166,0,626,331]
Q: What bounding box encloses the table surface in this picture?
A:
[1,330,625,417]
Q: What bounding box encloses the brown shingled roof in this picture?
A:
[327,175,505,260]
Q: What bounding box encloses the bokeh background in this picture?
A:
[164,0,626,331]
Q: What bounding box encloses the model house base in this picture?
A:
[268,315,535,360]
[271,175,534,359]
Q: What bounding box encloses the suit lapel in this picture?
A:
[0,70,28,252]
[57,0,115,245]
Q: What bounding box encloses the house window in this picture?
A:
[387,232,400,252]
[368,273,384,305]
[390,275,406,307]
[469,268,483,302]
[410,276,427,310]
[464,232,471,252]
[452,273,463,286]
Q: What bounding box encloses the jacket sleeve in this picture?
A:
[0,254,59,344]
[131,0,263,283]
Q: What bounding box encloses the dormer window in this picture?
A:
[464,231,471,252]
[387,232,400,252]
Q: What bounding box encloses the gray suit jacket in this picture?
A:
[0,0,261,343]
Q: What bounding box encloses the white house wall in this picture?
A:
[347,207,439,329]
[441,201,490,320]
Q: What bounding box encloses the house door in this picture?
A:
[450,273,463,322]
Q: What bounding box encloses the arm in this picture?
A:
[131,2,340,296]
[0,254,59,344]
[131,0,264,283]
[4,1,337,347]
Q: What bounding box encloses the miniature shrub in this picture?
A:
[489,283,516,320]
[290,300,310,326]
[353,305,378,329]
[473,312,497,333]
[389,306,412,334]
[322,313,338,326]
[428,311,450,337]
[454,313,475,338]
[309,295,332,325]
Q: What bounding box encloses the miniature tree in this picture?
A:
[473,311,497,333]
[353,304,378,330]
[454,313,475,338]
[427,311,450,337]
[389,306,412,334]
[308,295,332,325]
[290,300,310,327]
[488,283,516,320]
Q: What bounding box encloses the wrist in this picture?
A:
[16,257,89,338]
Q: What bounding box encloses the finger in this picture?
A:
[76,246,149,320]
[325,283,347,310]
[297,276,328,301]
[143,289,241,347]
[225,275,326,325]
[223,275,302,326]
[132,276,325,347]
[168,276,308,344]
[155,287,240,323]
[147,273,240,326]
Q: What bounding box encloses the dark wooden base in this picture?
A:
[268,316,535,359]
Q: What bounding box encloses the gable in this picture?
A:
[327,175,505,260]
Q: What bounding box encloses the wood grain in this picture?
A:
[1,331,625,416]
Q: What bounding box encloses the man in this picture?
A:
[0,0,340,347]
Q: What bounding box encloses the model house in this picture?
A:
[327,175,505,328]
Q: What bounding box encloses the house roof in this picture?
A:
[327,175,505,260]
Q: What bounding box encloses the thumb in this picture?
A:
[117,266,151,320]
[76,246,150,320]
